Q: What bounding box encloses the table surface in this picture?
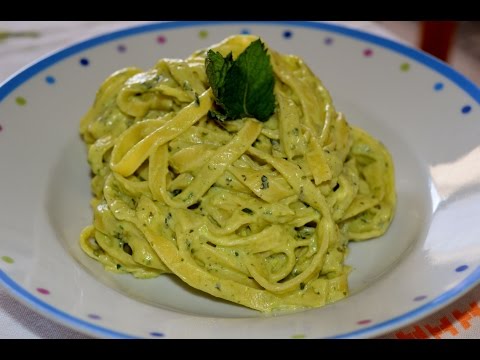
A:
[0,21,479,339]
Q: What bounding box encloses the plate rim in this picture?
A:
[0,20,479,339]
[1,21,479,104]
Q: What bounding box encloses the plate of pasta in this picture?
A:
[0,21,479,339]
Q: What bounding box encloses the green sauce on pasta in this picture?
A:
[79,35,396,312]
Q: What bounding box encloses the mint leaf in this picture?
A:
[205,50,234,100]
[205,39,275,122]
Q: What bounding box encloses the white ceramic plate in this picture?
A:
[0,21,479,339]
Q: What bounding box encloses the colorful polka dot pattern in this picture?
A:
[431,82,472,114]
[283,30,292,39]
[1,256,14,264]
[359,265,471,328]
[400,62,410,72]
[45,75,56,84]
[2,27,477,339]
[36,288,50,295]
[363,48,373,57]
[150,332,164,337]
[15,96,26,106]
[7,30,473,117]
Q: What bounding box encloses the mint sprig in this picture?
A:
[205,39,275,122]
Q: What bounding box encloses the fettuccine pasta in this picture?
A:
[79,35,396,312]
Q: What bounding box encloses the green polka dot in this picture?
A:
[199,30,208,39]
[15,97,26,106]
[291,334,305,339]
[1,256,14,264]
[400,63,410,72]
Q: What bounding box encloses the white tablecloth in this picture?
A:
[1,21,479,339]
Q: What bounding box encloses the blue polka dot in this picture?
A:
[240,29,250,35]
[433,82,444,91]
[45,76,56,84]
[324,37,333,45]
[456,265,468,272]
[150,331,164,337]
[283,30,292,39]
[461,105,472,114]
[80,58,90,66]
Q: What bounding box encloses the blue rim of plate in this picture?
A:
[0,21,479,339]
